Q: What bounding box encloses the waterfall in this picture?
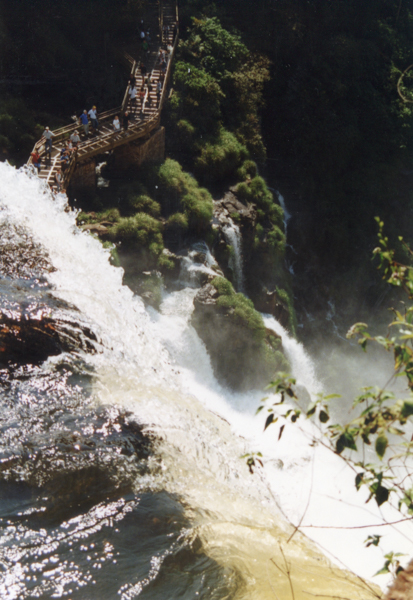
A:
[178,241,219,288]
[0,161,409,598]
[223,221,244,293]
[276,191,291,235]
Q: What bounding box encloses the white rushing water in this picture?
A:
[223,221,244,292]
[0,162,411,597]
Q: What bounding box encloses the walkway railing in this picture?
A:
[27,0,179,193]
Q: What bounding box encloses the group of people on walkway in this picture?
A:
[31,14,175,191]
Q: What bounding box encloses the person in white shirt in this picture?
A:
[70,130,81,147]
[42,126,55,154]
[113,116,121,131]
[88,106,99,132]
[128,85,137,114]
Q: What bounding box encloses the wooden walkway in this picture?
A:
[27,0,178,193]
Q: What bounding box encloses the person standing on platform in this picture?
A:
[139,86,146,110]
[129,84,137,114]
[156,80,162,107]
[31,149,41,173]
[70,130,81,148]
[88,106,99,133]
[122,111,130,132]
[113,115,121,131]
[54,167,63,192]
[79,110,89,137]
[42,127,55,155]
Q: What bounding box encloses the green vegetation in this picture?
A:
[212,276,265,342]
[211,276,290,377]
[109,213,164,258]
[194,129,249,183]
[237,175,284,228]
[156,159,214,234]
[167,16,270,171]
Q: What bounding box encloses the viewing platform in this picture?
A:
[27,0,178,194]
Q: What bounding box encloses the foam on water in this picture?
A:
[1,162,410,595]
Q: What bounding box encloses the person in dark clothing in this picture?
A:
[140,62,147,77]
[79,110,89,136]
[123,111,130,131]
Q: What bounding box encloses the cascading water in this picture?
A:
[222,222,244,293]
[0,162,410,599]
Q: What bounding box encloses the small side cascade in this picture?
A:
[276,191,291,235]
[179,241,220,288]
[96,161,109,188]
[276,190,296,275]
[223,221,244,293]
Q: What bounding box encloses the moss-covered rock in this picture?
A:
[191,277,289,391]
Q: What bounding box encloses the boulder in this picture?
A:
[0,310,98,366]
[191,281,288,391]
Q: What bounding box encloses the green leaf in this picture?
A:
[374,563,390,576]
[319,410,329,423]
[401,400,413,418]
[375,485,389,507]
[355,473,364,490]
[306,402,317,417]
[365,534,381,547]
[336,432,357,454]
[375,435,388,459]
[264,413,275,431]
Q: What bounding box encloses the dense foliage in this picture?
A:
[178,0,413,317]
[167,16,270,176]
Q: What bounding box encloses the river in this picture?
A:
[0,161,410,599]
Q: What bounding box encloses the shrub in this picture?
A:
[172,61,223,133]
[157,159,197,197]
[109,213,164,258]
[237,175,284,227]
[166,212,188,231]
[128,194,160,217]
[267,225,286,256]
[237,160,258,180]
[98,208,121,222]
[195,128,249,182]
[176,119,196,149]
[212,276,266,342]
[154,159,214,233]
[276,287,298,337]
[181,188,214,232]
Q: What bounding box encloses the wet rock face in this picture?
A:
[0,222,52,281]
[252,289,291,329]
[214,190,257,230]
[191,283,286,391]
[0,308,98,366]
[0,222,99,366]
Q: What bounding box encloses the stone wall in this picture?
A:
[68,159,96,199]
[111,126,165,174]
